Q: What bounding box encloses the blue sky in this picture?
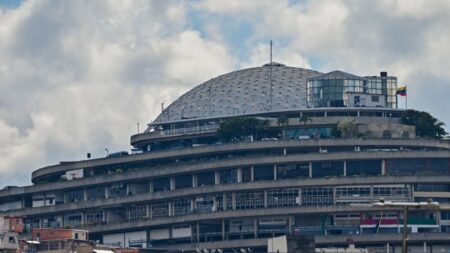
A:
[0,0,22,8]
[1,0,450,186]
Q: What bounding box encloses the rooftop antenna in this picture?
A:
[161,102,164,112]
[269,40,273,111]
[137,122,140,134]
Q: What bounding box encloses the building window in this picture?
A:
[242,167,252,182]
[153,177,170,192]
[127,205,147,220]
[174,199,192,216]
[267,189,298,207]
[235,191,264,209]
[312,161,343,178]
[67,190,84,203]
[301,187,333,206]
[219,169,238,184]
[197,172,215,186]
[109,183,126,197]
[371,95,379,102]
[85,210,103,224]
[151,202,169,218]
[254,165,274,181]
[195,196,215,213]
[277,163,309,179]
[64,213,82,228]
[346,160,381,176]
[86,187,105,201]
[174,175,192,189]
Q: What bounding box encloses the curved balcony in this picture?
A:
[7,175,450,217]
[31,139,450,183]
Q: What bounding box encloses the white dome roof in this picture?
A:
[153,63,322,124]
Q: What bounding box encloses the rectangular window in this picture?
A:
[197,172,215,186]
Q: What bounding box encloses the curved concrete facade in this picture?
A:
[3,65,450,253]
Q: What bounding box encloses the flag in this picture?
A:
[396,86,407,96]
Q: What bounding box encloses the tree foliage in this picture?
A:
[217,117,269,142]
[401,109,447,139]
[337,118,357,138]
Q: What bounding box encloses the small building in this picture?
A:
[0,231,19,253]
[31,228,88,241]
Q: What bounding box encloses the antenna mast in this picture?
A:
[269,40,273,111]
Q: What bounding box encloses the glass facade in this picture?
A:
[307,71,397,108]
[386,158,450,176]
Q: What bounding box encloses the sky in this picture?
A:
[1,0,450,186]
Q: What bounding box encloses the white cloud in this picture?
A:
[195,0,450,129]
[0,0,234,186]
[3,0,450,187]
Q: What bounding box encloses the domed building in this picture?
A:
[1,63,450,253]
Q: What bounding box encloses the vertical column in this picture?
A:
[250,166,255,181]
[146,204,150,218]
[264,190,268,208]
[83,189,88,201]
[192,174,198,188]
[126,183,130,196]
[149,205,153,219]
[105,186,110,199]
[149,180,153,193]
[332,187,336,204]
[298,189,302,206]
[309,162,313,178]
[423,241,427,253]
[436,211,441,232]
[222,219,226,241]
[237,168,242,183]
[254,218,258,238]
[357,110,360,117]
[386,243,390,253]
[370,185,374,198]
[191,199,195,213]
[215,171,220,185]
[232,192,236,210]
[223,193,227,211]
[196,222,200,243]
[381,159,386,175]
[103,210,107,223]
[288,216,294,234]
[81,211,85,225]
[273,165,277,180]
[170,177,175,190]
[343,161,347,177]
[169,201,173,216]
[283,148,287,156]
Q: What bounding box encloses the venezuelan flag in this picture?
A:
[396,86,407,96]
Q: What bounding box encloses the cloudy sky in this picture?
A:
[1,0,450,186]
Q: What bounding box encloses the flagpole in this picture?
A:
[405,86,407,109]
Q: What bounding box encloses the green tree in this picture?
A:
[337,118,356,138]
[299,114,312,125]
[277,114,290,139]
[217,117,268,142]
[401,109,447,139]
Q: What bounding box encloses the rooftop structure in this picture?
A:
[0,63,449,253]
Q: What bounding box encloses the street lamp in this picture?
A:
[371,199,440,253]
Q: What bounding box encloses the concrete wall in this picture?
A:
[0,201,22,211]
[357,122,415,139]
